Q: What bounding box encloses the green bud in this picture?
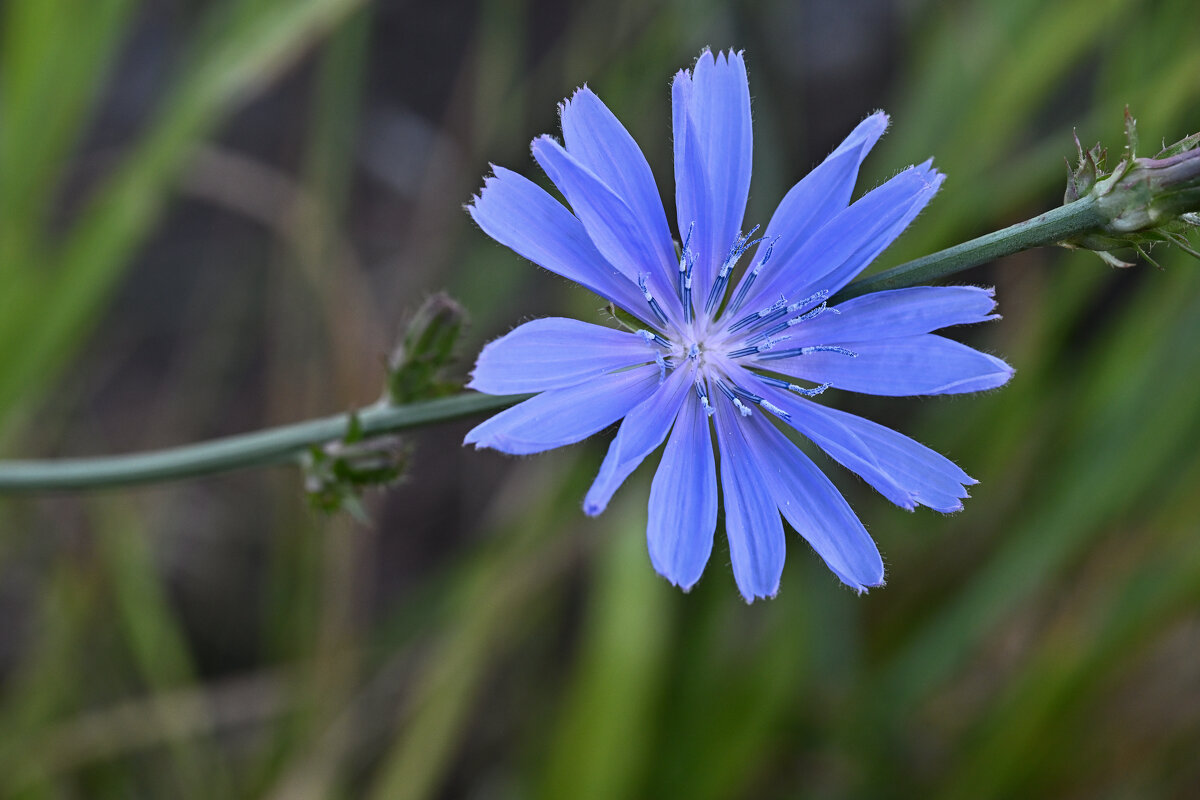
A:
[1063,110,1200,267]
[386,293,468,404]
[303,415,409,515]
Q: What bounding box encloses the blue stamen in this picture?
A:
[756,374,831,397]
[638,329,673,349]
[683,269,694,325]
[790,301,830,325]
[746,296,840,343]
[705,225,762,315]
[694,380,716,417]
[638,273,670,327]
[677,221,695,302]
[715,379,753,417]
[730,385,764,405]
[790,289,832,316]
[654,352,669,383]
[756,345,859,362]
[727,295,789,333]
[728,237,777,315]
[716,379,791,420]
[760,400,791,420]
[728,333,790,359]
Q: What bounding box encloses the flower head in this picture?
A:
[464,50,1013,601]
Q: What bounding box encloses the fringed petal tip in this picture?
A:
[865,108,890,128]
[652,567,702,594]
[684,47,747,75]
[529,133,560,158]
[848,576,886,596]
[462,426,485,449]
[895,159,946,196]
[980,357,1016,391]
[739,587,780,605]
[557,84,592,117]
[834,553,886,595]
[831,559,885,595]
[853,110,890,144]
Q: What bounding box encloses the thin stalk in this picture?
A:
[832,195,1104,302]
[0,393,526,492]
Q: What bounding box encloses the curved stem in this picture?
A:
[832,195,1104,302]
[0,392,527,492]
[0,196,1109,494]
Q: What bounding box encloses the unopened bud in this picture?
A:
[387,293,468,404]
[1063,110,1200,267]
[303,419,409,516]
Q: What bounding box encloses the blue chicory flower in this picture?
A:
[464,49,1013,601]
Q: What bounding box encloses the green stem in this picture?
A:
[0,195,1109,494]
[831,195,1104,302]
[0,392,527,492]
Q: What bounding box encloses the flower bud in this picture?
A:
[386,293,468,403]
[1063,110,1200,267]
[304,414,409,515]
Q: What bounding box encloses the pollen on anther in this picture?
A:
[654,352,669,383]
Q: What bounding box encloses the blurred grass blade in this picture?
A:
[0,0,137,281]
[536,503,671,800]
[0,0,366,431]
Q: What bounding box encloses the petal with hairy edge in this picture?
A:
[532,136,683,326]
[673,49,753,302]
[791,286,999,347]
[467,167,651,321]
[812,166,945,300]
[761,334,1014,396]
[560,87,677,285]
[741,162,943,313]
[713,393,785,602]
[464,365,659,455]
[647,392,717,590]
[739,410,885,592]
[729,112,888,303]
[745,372,976,513]
[584,363,693,515]
[468,318,656,394]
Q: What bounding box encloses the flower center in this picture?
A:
[636,226,861,418]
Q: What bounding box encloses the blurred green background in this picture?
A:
[2,0,1200,797]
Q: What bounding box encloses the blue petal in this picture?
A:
[647,392,717,590]
[672,68,712,315]
[729,112,888,302]
[560,87,677,286]
[713,392,785,602]
[791,286,999,347]
[584,364,694,515]
[763,334,1014,396]
[747,373,976,512]
[738,410,885,592]
[741,162,944,313]
[467,167,651,321]
[672,49,753,303]
[469,318,655,394]
[464,365,659,455]
[532,136,683,326]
